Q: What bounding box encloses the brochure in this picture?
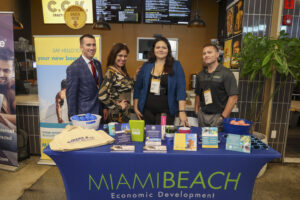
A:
[115,123,130,133]
[202,127,218,148]
[226,134,251,153]
[173,133,197,151]
[145,125,162,146]
[114,123,131,145]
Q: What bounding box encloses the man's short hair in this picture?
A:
[80,34,95,44]
[203,44,219,52]
[61,79,66,89]
[0,48,14,61]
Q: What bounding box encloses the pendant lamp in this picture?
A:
[93,12,111,30]
[188,1,206,27]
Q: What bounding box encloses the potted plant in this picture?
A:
[236,31,300,133]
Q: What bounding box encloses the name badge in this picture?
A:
[204,89,213,105]
[150,78,160,95]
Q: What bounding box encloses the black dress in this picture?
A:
[143,74,175,125]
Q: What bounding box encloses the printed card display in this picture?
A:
[143,145,167,153]
[110,145,135,152]
[226,134,251,153]
[114,123,131,145]
[145,125,162,146]
[202,127,218,148]
[173,133,197,151]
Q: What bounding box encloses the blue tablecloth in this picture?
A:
[44,127,281,200]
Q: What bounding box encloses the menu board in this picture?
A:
[94,0,142,23]
[144,0,192,24]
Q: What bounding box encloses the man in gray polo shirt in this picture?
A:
[194,44,238,127]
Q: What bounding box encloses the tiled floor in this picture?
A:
[0,156,299,200]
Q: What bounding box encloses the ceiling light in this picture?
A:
[93,13,111,30]
[188,9,206,27]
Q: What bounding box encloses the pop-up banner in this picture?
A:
[0,12,18,169]
[34,35,101,163]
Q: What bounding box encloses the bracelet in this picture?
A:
[178,110,186,113]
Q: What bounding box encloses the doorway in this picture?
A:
[284,85,300,163]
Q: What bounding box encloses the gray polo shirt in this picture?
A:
[195,64,239,114]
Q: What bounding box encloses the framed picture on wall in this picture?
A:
[233,0,244,35]
[231,34,242,69]
[223,39,232,68]
[226,6,234,38]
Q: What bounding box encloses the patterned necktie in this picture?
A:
[90,61,99,85]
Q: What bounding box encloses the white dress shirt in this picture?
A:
[81,54,98,77]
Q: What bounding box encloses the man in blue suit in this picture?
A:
[66,34,108,120]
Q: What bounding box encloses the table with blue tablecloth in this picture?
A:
[44,127,281,200]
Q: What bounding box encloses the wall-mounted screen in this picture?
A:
[94,0,142,23]
[137,37,178,61]
[144,0,192,24]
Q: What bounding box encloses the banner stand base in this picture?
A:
[37,159,56,166]
[0,164,18,171]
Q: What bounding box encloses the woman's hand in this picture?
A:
[134,106,143,120]
[178,100,189,126]
[117,100,128,110]
[179,111,189,127]
[133,66,142,81]
[133,99,143,120]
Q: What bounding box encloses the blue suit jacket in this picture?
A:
[133,61,186,116]
[66,56,103,118]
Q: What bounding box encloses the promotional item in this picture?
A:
[49,125,114,151]
[165,125,176,146]
[0,12,18,168]
[165,133,175,146]
[145,125,161,146]
[34,35,101,161]
[129,120,145,142]
[173,133,197,151]
[161,113,167,140]
[71,113,101,129]
[226,134,251,153]
[108,122,118,136]
[114,123,131,145]
[178,127,191,134]
[202,127,218,148]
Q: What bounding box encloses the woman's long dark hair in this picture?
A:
[148,36,174,75]
[107,43,130,76]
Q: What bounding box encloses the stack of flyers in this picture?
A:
[110,145,135,152]
[143,145,167,153]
